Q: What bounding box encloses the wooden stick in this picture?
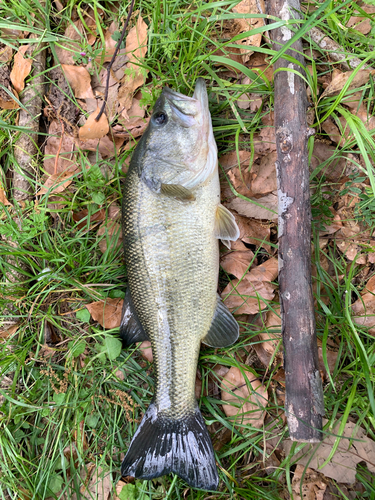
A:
[269,0,324,442]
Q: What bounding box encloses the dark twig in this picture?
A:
[95,0,136,122]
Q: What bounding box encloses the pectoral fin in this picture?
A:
[161,183,195,201]
[202,295,239,347]
[119,288,149,347]
[214,204,240,249]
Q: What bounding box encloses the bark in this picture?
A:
[269,0,324,441]
[4,38,46,290]
[12,35,46,201]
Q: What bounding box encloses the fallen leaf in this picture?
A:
[38,171,75,195]
[10,45,32,94]
[321,118,343,146]
[321,69,375,99]
[234,212,271,251]
[247,257,278,282]
[292,465,328,500]
[97,221,122,253]
[71,464,111,500]
[282,419,375,484]
[118,16,148,116]
[222,260,276,314]
[221,366,268,429]
[61,65,95,99]
[347,5,375,35]
[227,192,278,220]
[0,186,11,206]
[253,307,283,367]
[44,120,78,175]
[0,44,12,62]
[230,0,265,63]
[86,298,123,329]
[0,323,19,340]
[139,340,153,362]
[55,21,84,65]
[221,250,255,279]
[79,108,109,140]
[247,52,274,83]
[73,208,106,229]
[352,289,375,335]
[250,152,278,197]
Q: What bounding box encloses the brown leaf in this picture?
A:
[352,290,375,335]
[86,298,123,329]
[55,21,84,65]
[0,186,12,206]
[247,257,278,282]
[282,419,375,483]
[71,464,111,500]
[234,212,271,251]
[0,323,19,340]
[44,120,78,175]
[117,16,148,116]
[139,340,153,362]
[227,191,278,220]
[347,5,375,35]
[250,152,277,196]
[230,0,265,63]
[0,95,19,109]
[0,44,13,62]
[321,69,375,99]
[292,465,328,500]
[254,307,283,366]
[321,118,343,146]
[221,366,268,429]
[79,108,109,140]
[222,278,275,314]
[97,221,122,253]
[38,171,75,195]
[73,208,106,229]
[61,65,95,99]
[10,45,32,94]
[248,52,274,82]
[221,250,255,279]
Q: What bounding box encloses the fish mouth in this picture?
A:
[162,79,209,128]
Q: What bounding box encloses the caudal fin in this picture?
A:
[121,402,219,491]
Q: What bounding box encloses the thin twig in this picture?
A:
[95,0,136,122]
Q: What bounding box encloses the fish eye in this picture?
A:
[152,112,168,126]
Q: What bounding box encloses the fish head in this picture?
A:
[140,78,217,191]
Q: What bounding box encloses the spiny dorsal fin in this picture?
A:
[214,204,240,249]
[202,295,239,347]
[161,183,196,201]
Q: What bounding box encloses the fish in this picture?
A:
[119,78,240,491]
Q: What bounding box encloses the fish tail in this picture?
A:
[121,402,219,491]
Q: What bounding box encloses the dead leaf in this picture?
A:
[10,45,32,94]
[0,323,19,340]
[221,250,255,279]
[61,65,95,99]
[347,5,375,35]
[44,120,78,175]
[73,208,106,229]
[71,464,111,500]
[97,221,122,253]
[79,108,109,140]
[234,212,271,251]
[0,44,12,62]
[248,52,274,83]
[230,0,265,63]
[139,340,153,362]
[321,69,375,99]
[118,16,148,116]
[55,21,84,65]
[86,298,123,329]
[352,290,375,335]
[282,419,375,484]
[38,171,75,195]
[321,118,343,146]
[0,186,11,206]
[221,366,268,429]
[227,192,278,220]
[222,262,276,314]
[292,465,328,500]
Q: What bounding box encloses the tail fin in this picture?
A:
[121,402,219,491]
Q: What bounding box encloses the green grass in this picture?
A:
[1,0,375,498]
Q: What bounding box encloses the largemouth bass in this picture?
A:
[120,79,240,490]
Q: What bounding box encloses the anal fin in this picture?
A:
[202,295,239,347]
[119,288,149,347]
[214,204,240,249]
